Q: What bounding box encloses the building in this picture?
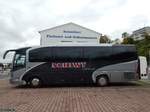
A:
[39,22,102,46]
[132,27,150,40]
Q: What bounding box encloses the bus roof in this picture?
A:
[11,44,136,52]
[26,44,136,52]
[30,44,135,48]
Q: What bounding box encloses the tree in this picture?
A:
[121,31,150,64]
[99,35,111,43]
[122,32,130,38]
[135,34,150,64]
[122,37,134,44]
[144,32,150,40]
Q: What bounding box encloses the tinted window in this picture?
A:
[53,47,82,60]
[29,47,52,62]
[112,46,138,61]
[83,47,112,59]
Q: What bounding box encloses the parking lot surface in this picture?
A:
[0,80,150,112]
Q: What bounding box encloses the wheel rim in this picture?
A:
[98,77,107,86]
[31,78,40,87]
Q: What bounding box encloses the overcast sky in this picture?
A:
[1,0,150,62]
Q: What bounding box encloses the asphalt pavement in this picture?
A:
[0,70,10,79]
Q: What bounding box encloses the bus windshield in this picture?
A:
[3,47,31,71]
[14,53,26,68]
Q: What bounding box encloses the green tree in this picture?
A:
[121,32,150,64]
[122,37,134,44]
[122,32,129,38]
[135,33,150,63]
[144,32,150,40]
[99,35,111,43]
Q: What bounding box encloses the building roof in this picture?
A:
[133,26,150,34]
[39,22,102,35]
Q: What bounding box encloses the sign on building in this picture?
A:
[39,22,102,46]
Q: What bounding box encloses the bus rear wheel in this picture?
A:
[96,76,108,87]
[30,77,42,88]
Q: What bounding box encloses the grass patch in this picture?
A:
[132,80,150,86]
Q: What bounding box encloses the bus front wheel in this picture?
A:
[30,77,42,88]
[96,76,108,87]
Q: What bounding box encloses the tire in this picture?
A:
[30,77,42,88]
[96,76,108,87]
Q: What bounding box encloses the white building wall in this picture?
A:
[132,27,150,40]
[39,23,101,46]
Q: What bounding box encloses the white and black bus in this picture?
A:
[3,45,140,87]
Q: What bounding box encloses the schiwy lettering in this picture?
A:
[51,62,86,68]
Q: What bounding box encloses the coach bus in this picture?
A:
[3,45,140,87]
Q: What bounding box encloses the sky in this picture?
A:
[0,0,150,62]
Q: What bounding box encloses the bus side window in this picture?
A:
[29,47,53,62]
[112,46,137,61]
[83,47,112,60]
[53,47,83,61]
